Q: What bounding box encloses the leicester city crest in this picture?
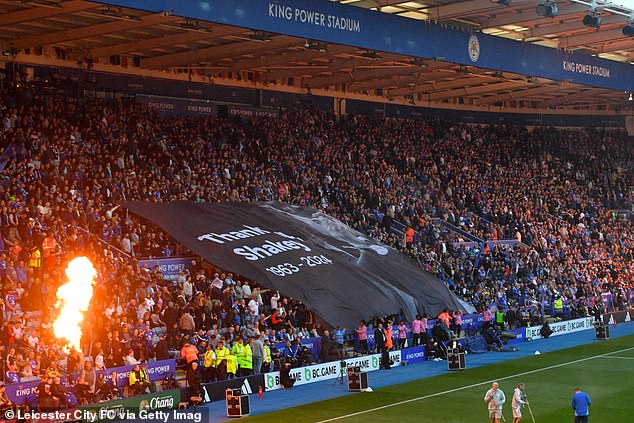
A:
[468,34,480,63]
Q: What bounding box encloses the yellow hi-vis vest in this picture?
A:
[204,350,215,368]
[226,354,238,375]
[241,345,253,370]
[214,346,230,368]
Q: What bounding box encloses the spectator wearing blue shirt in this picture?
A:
[572,387,592,423]
[281,341,298,367]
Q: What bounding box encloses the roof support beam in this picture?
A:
[141,36,299,68]
[0,0,95,26]
[349,69,451,92]
[304,65,416,88]
[429,0,527,21]
[90,30,221,58]
[473,84,565,105]
[12,13,179,49]
[537,89,597,107]
[596,39,634,54]
[560,28,628,48]
[347,0,407,9]
[484,4,587,28]
[388,75,489,96]
[428,81,527,101]
[212,45,352,75]
[263,58,373,81]
[528,15,626,38]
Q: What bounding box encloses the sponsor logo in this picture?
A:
[405,351,425,360]
[526,317,594,340]
[149,395,174,410]
[241,380,252,395]
[266,374,276,390]
[343,358,371,369]
[304,368,312,381]
[468,34,480,63]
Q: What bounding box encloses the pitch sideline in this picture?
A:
[315,345,634,422]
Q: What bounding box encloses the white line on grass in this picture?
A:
[602,355,634,360]
[315,346,634,422]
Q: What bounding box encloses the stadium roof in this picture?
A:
[0,0,631,110]
[337,0,634,63]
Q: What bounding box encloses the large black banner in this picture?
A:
[123,201,466,327]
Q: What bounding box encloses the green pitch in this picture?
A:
[245,335,634,422]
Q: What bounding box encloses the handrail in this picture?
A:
[437,220,483,244]
[73,226,133,259]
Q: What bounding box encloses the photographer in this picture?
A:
[540,321,553,339]
[425,336,443,361]
[319,330,333,362]
[296,340,316,367]
[432,320,450,343]
[279,360,296,390]
[483,326,503,351]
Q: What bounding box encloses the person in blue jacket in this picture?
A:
[571,387,592,423]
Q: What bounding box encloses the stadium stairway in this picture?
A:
[206,321,634,421]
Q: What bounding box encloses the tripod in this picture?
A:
[332,357,346,386]
[332,348,348,386]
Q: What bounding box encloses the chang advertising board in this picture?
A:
[81,390,180,422]
[525,317,595,340]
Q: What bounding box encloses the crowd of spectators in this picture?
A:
[0,86,632,407]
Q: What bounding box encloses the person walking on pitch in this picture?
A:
[511,383,527,422]
[572,387,592,423]
[485,381,506,423]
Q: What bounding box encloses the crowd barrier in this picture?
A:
[6,359,177,404]
[4,317,601,409]
[525,316,595,341]
[262,316,597,392]
[200,374,265,402]
[95,359,178,388]
[602,308,633,325]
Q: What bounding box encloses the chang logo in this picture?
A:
[468,34,480,63]
[150,396,174,409]
[304,368,312,381]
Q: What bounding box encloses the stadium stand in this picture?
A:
[0,0,632,415]
[0,82,632,410]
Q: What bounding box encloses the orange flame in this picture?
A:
[53,257,97,353]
